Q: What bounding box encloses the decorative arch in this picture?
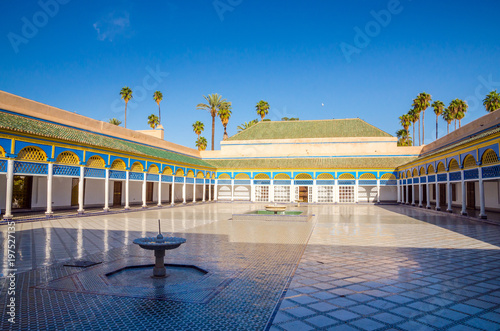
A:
[17,146,47,161]
[436,162,446,173]
[462,155,477,169]
[406,170,411,178]
[274,173,290,180]
[359,173,376,179]
[186,170,195,177]
[212,173,216,179]
[419,167,426,176]
[482,149,499,165]
[427,164,435,174]
[295,173,313,180]
[448,159,460,171]
[175,168,185,176]
[316,173,333,179]
[86,155,105,168]
[338,173,355,179]
[381,173,396,180]
[235,173,250,179]
[196,171,204,178]
[148,164,159,174]
[56,151,79,165]
[163,166,173,175]
[205,172,211,179]
[130,162,144,172]
[254,173,270,180]
[0,146,5,157]
[110,159,126,170]
[412,168,418,177]
[218,173,231,179]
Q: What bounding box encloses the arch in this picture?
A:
[419,167,426,176]
[463,155,476,169]
[316,173,333,179]
[175,168,185,176]
[295,173,313,180]
[56,151,79,165]
[338,173,355,179]
[17,146,47,161]
[163,166,173,175]
[86,155,105,168]
[110,159,126,170]
[359,173,376,179]
[427,164,435,174]
[212,173,216,179]
[130,162,144,172]
[381,173,396,180]
[187,170,195,177]
[218,173,230,179]
[406,170,411,178]
[436,162,446,173]
[448,159,460,171]
[196,171,205,178]
[205,172,211,179]
[148,164,159,174]
[482,149,499,165]
[235,173,250,179]
[412,168,418,177]
[254,173,270,180]
[274,173,290,180]
[0,146,4,157]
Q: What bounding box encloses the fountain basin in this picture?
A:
[133,236,186,250]
[265,205,287,214]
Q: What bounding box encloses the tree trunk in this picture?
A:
[454,120,457,131]
[158,104,161,124]
[418,118,421,146]
[447,123,449,134]
[422,111,425,145]
[436,115,438,140]
[413,124,415,146]
[211,115,215,150]
[124,101,128,128]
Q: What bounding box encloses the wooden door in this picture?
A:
[466,182,475,209]
[12,176,33,209]
[439,183,446,207]
[71,178,79,206]
[113,181,122,206]
[146,182,154,202]
[299,186,308,202]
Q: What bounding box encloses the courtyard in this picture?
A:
[1,203,500,330]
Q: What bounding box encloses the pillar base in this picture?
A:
[77,209,85,215]
[461,211,468,216]
[124,206,130,210]
[2,215,13,221]
[170,203,175,207]
[157,204,162,208]
[435,207,441,211]
[142,206,148,209]
[45,212,54,218]
[411,203,416,206]
[446,209,453,213]
[103,208,110,212]
[480,214,487,219]
[426,206,431,209]
[418,204,423,208]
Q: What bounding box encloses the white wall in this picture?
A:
[84,178,104,206]
[129,181,142,204]
[52,177,73,207]
[0,175,6,210]
[380,186,397,201]
[31,176,47,208]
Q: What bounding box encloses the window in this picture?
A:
[338,186,355,203]
[317,186,334,203]
[255,186,269,202]
[273,185,290,202]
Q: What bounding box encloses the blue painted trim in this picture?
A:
[14,141,52,160]
[54,147,84,163]
[479,144,500,163]
[130,159,146,170]
[460,151,476,165]
[0,138,11,155]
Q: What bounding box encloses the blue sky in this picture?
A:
[1,0,500,149]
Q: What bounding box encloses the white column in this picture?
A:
[46,162,54,216]
[397,179,400,203]
[436,181,441,211]
[411,182,415,206]
[231,179,234,202]
[376,179,380,204]
[446,173,452,213]
[208,180,212,201]
[354,179,359,203]
[142,174,147,208]
[461,170,467,215]
[202,179,206,202]
[182,177,186,204]
[214,180,218,201]
[312,180,317,203]
[334,180,339,203]
[418,182,423,207]
[269,181,274,202]
[479,167,486,219]
[290,182,295,203]
[78,165,85,214]
[103,168,110,212]
[405,182,409,204]
[250,182,255,202]
[125,170,130,209]
[170,178,175,206]
[157,175,162,207]
[426,179,431,209]
[193,180,196,203]
[4,159,14,219]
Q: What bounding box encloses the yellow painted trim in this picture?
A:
[10,139,15,154]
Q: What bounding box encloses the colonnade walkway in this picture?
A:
[1,203,500,330]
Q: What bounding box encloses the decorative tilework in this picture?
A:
[483,165,500,179]
[109,170,126,180]
[419,177,426,183]
[84,167,105,178]
[359,180,377,185]
[464,169,479,180]
[380,180,397,185]
[53,165,80,177]
[449,171,462,181]
[0,159,6,173]
[413,178,419,184]
[274,180,291,185]
[146,174,159,181]
[254,180,271,185]
[175,176,185,183]
[314,180,333,185]
[162,175,173,183]
[196,178,205,184]
[338,180,355,185]
[218,179,231,185]
[437,174,447,182]
[14,161,48,175]
[427,175,436,183]
[186,178,194,184]
[129,172,144,181]
[233,179,250,185]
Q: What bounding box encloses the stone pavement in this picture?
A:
[1,203,500,330]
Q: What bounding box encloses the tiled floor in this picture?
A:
[1,203,500,330]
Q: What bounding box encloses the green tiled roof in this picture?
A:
[227,119,393,141]
[0,111,213,168]
[208,157,416,169]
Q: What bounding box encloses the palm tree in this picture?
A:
[120,87,133,128]
[399,114,411,138]
[218,102,232,141]
[196,137,208,151]
[442,108,453,134]
[153,91,163,124]
[237,119,258,133]
[448,99,460,131]
[197,94,227,150]
[396,129,412,146]
[483,90,500,112]
[456,99,468,128]
[413,92,432,145]
[192,121,204,139]
[109,118,122,126]
[281,117,299,121]
[147,114,159,129]
[256,100,270,121]
[408,109,419,146]
[431,100,445,140]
